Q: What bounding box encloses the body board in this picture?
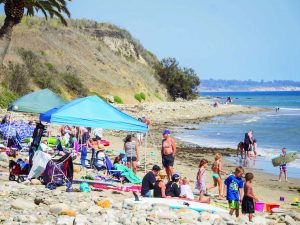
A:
[124,197,227,213]
[272,151,297,167]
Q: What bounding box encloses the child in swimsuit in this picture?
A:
[207,153,228,197]
[195,159,210,203]
[242,172,258,222]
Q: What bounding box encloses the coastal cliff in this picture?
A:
[0,17,169,104]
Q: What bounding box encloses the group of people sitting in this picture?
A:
[141,165,196,200]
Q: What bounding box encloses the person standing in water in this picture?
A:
[244,129,253,159]
[161,129,176,181]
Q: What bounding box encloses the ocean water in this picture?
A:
[176,91,300,178]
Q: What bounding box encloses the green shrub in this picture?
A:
[154,93,162,101]
[134,93,142,102]
[44,62,55,71]
[114,96,124,104]
[140,92,146,100]
[6,62,30,95]
[62,72,88,97]
[0,86,18,108]
[155,57,200,100]
[89,91,106,101]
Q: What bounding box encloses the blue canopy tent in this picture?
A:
[8,89,66,114]
[40,95,149,172]
[40,96,148,132]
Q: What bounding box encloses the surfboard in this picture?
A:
[124,197,227,213]
[271,151,298,167]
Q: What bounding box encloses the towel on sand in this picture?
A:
[113,163,142,184]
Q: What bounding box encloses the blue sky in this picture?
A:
[3,0,300,81]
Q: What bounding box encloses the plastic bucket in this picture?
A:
[255,202,265,212]
[266,203,280,212]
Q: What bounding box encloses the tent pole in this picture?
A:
[144,131,148,173]
[4,111,13,148]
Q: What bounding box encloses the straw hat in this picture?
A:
[98,144,105,151]
[156,170,167,181]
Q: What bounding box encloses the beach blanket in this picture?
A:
[113,163,142,184]
[92,183,141,193]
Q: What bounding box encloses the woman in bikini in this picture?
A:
[206,153,228,197]
[161,129,176,181]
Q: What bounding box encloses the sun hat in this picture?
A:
[98,144,105,150]
[162,129,171,135]
[156,170,167,181]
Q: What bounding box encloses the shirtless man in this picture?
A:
[161,130,176,181]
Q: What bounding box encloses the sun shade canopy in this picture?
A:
[40,96,148,132]
[8,89,66,114]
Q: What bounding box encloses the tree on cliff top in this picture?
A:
[155,57,200,100]
[0,0,71,64]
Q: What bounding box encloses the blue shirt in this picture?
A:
[224,175,244,201]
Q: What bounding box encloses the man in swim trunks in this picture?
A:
[161,130,176,181]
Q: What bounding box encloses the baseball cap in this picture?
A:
[152,165,161,171]
[172,173,180,181]
[162,129,171,135]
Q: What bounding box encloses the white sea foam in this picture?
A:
[243,116,261,123]
[177,134,300,169]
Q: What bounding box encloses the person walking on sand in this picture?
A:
[224,166,244,218]
[195,159,210,203]
[161,130,176,181]
[242,172,258,222]
[279,148,288,182]
[207,153,228,197]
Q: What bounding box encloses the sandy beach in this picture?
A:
[0,98,299,225]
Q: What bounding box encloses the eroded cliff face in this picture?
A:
[2,17,168,103]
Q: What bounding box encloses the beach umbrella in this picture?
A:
[0,121,34,141]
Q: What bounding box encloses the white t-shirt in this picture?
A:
[180,184,194,199]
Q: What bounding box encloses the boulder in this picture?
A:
[285,215,297,225]
[30,179,42,185]
[252,216,267,225]
[49,203,69,214]
[60,209,76,217]
[11,198,36,210]
[56,216,75,225]
[74,215,89,225]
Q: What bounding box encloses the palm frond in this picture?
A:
[23,0,71,25]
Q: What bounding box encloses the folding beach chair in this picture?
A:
[104,156,122,179]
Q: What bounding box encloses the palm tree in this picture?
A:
[0,0,71,64]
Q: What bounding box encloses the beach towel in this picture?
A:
[113,163,142,184]
[92,183,141,193]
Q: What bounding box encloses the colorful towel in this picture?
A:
[113,163,142,184]
[92,183,141,193]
